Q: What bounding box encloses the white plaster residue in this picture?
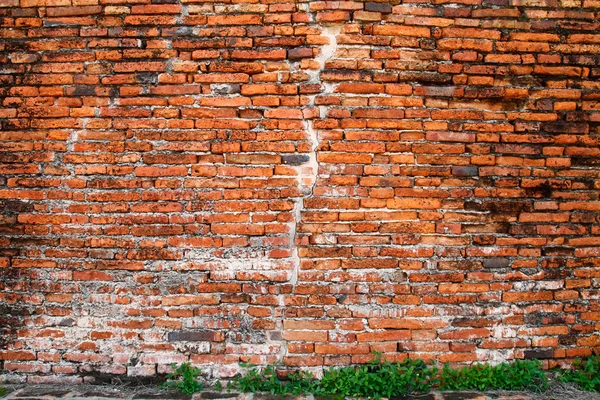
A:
[288,25,342,287]
[66,130,78,152]
[477,349,514,365]
[303,25,341,197]
[492,325,517,339]
[315,26,341,73]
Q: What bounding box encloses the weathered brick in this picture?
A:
[482,258,511,269]
[281,154,310,165]
[167,331,217,342]
[365,2,392,13]
[1,0,598,379]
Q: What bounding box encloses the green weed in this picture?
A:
[161,362,203,394]
[168,355,600,396]
[227,363,316,395]
[439,360,548,392]
[315,356,439,398]
[228,354,438,399]
[558,355,600,392]
[0,387,7,397]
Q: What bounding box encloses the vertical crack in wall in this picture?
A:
[288,25,342,288]
[304,25,342,198]
[280,22,342,365]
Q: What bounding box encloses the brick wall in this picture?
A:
[1,0,600,384]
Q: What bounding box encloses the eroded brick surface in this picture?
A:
[0,0,600,383]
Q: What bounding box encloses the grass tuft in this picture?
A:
[228,354,438,399]
[558,355,600,392]
[439,360,548,392]
[163,355,600,397]
[161,362,203,394]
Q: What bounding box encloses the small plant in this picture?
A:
[161,362,203,394]
[228,363,316,395]
[229,353,437,399]
[315,355,438,398]
[182,355,600,397]
[439,360,548,392]
[558,355,600,392]
[0,387,7,397]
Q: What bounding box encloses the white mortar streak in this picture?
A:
[305,25,342,199]
[289,25,342,289]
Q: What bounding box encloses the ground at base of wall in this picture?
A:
[0,385,598,400]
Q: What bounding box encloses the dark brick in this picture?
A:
[542,247,573,256]
[541,122,589,134]
[3,200,34,213]
[472,235,496,245]
[524,312,544,326]
[167,331,215,342]
[282,154,310,165]
[482,258,510,269]
[465,200,527,214]
[452,166,478,177]
[398,72,452,84]
[544,268,570,280]
[571,157,600,167]
[524,349,555,359]
[71,86,97,96]
[365,2,392,13]
[558,335,576,346]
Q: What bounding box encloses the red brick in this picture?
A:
[373,25,431,38]
[315,344,370,354]
[162,295,220,306]
[356,331,411,342]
